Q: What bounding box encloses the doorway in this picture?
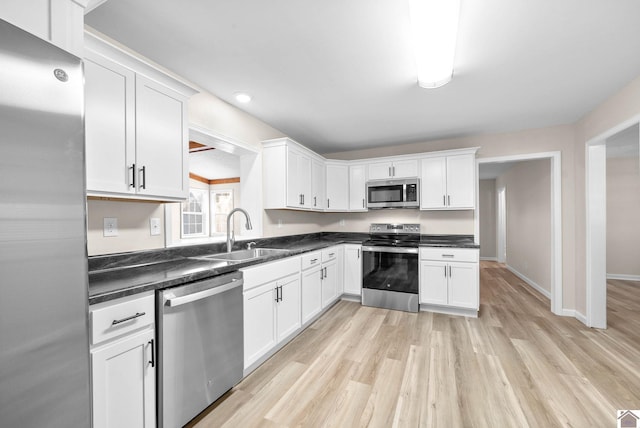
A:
[475,152,563,316]
[585,117,640,329]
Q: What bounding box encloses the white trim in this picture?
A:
[585,114,640,330]
[607,273,640,281]
[561,309,588,325]
[189,125,260,155]
[480,256,498,261]
[506,265,551,299]
[476,151,563,316]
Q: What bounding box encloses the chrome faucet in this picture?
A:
[226,208,253,252]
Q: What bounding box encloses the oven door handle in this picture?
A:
[361,246,418,254]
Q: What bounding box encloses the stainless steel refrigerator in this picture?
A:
[0,19,91,427]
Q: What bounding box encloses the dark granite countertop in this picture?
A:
[88,232,478,304]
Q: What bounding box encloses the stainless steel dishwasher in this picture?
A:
[157,270,244,428]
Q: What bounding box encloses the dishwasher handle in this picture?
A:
[165,278,243,307]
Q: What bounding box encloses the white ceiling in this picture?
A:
[85,0,640,155]
[189,149,240,180]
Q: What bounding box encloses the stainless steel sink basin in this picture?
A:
[190,248,291,263]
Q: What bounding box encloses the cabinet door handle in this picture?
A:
[112,312,145,325]
[327,198,330,208]
[448,195,450,206]
[449,266,452,277]
[444,266,447,277]
[302,194,305,205]
[388,166,392,177]
[362,198,365,208]
[443,195,446,206]
[392,166,396,176]
[148,339,155,367]
[140,166,146,190]
[320,269,324,280]
[324,267,327,277]
[357,249,360,258]
[314,196,317,207]
[129,164,136,189]
[274,286,279,302]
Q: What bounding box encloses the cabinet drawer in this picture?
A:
[90,292,155,346]
[419,248,479,263]
[321,247,338,263]
[241,256,301,291]
[301,251,322,270]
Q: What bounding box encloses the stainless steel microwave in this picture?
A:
[366,178,419,209]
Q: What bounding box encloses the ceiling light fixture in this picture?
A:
[408,0,461,89]
[234,92,252,103]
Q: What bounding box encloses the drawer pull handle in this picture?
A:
[112,312,145,325]
[310,258,318,263]
[442,254,454,258]
[329,253,335,257]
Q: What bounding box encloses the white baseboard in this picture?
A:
[480,256,498,261]
[506,265,551,299]
[607,273,640,281]
[559,309,588,326]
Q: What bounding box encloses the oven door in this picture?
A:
[361,246,419,312]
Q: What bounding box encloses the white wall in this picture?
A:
[479,179,497,259]
[606,156,640,277]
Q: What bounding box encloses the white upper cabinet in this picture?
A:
[349,164,368,211]
[420,150,477,210]
[368,159,419,180]
[325,161,349,211]
[263,138,324,211]
[84,32,197,202]
[311,158,326,210]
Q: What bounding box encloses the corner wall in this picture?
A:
[478,179,497,259]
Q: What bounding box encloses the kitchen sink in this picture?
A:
[190,248,291,263]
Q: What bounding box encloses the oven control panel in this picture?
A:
[369,223,421,234]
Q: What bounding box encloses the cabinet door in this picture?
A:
[321,260,338,308]
[419,261,448,305]
[335,245,345,295]
[349,165,368,211]
[420,157,447,209]
[84,52,135,195]
[91,328,155,428]
[392,159,419,178]
[244,282,277,368]
[326,163,349,210]
[135,75,188,200]
[448,262,479,309]
[301,266,323,324]
[367,161,393,180]
[286,148,312,208]
[311,159,326,210]
[276,274,301,342]
[446,154,476,209]
[343,245,362,295]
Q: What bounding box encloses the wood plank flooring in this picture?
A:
[189,262,640,427]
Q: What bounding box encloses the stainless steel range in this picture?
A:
[361,223,420,312]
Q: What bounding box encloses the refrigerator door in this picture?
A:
[0,19,91,427]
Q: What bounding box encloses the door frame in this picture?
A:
[497,186,506,263]
[475,151,563,316]
[584,114,640,329]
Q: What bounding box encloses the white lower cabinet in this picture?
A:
[89,292,155,428]
[343,244,363,295]
[419,248,479,315]
[320,247,339,308]
[242,257,301,370]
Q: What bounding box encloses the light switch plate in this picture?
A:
[150,217,161,236]
[103,217,118,237]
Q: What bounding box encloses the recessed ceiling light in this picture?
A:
[234,92,252,103]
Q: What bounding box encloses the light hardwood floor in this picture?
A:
[190,262,640,427]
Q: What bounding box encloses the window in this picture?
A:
[181,188,207,237]
[210,189,234,236]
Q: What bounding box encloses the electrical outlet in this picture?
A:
[150,218,161,236]
[103,217,118,237]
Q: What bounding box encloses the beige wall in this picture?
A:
[262,209,475,237]
[499,160,552,292]
[479,179,497,259]
[87,199,165,256]
[606,157,640,277]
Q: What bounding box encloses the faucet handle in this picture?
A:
[246,241,257,250]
